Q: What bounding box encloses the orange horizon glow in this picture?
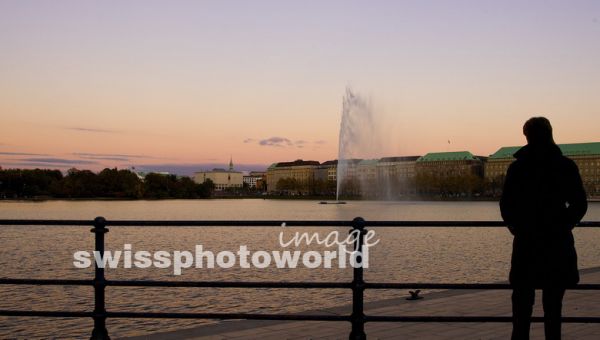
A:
[1,1,599,173]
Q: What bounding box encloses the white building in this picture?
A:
[243,171,265,188]
[193,158,243,191]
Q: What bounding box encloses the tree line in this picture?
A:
[275,175,506,199]
[0,168,214,199]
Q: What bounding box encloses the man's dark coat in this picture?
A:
[500,143,587,287]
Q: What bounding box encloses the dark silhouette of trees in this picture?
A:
[97,168,143,198]
[141,173,213,199]
[0,168,63,198]
[416,173,484,198]
[276,178,300,193]
[58,169,100,198]
[0,168,213,199]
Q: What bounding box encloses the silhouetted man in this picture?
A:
[500,117,587,340]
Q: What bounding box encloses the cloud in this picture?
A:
[82,156,130,162]
[65,127,119,133]
[2,161,74,169]
[20,158,97,165]
[73,152,154,162]
[247,137,326,148]
[259,137,294,147]
[0,151,49,156]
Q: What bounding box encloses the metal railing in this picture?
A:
[1,217,600,340]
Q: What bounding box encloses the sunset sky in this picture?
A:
[1,0,599,174]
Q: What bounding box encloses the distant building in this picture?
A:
[336,159,362,181]
[315,160,337,182]
[377,156,420,180]
[415,151,486,195]
[334,159,363,196]
[193,158,243,191]
[357,159,378,182]
[376,156,420,195]
[243,171,265,189]
[266,159,320,194]
[416,151,485,178]
[486,142,600,197]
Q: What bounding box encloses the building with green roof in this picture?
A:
[416,151,485,180]
[417,151,478,162]
[486,142,600,196]
[489,142,600,160]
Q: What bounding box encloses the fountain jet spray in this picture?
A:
[336,88,381,200]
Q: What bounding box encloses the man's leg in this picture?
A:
[512,287,535,340]
[542,287,566,340]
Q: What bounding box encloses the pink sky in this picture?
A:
[1,1,599,173]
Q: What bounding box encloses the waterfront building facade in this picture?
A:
[243,171,265,189]
[415,151,486,195]
[356,159,378,197]
[266,159,320,194]
[486,142,600,197]
[376,156,420,196]
[335,159,363,196]
[416,151,485,177]
[193,158,243,191]
[315,160,338,183]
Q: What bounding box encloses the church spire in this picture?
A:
[229,156,233,171]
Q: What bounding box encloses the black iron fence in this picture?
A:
[1,217,600,340]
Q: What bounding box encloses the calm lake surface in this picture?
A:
[1,199,599,339]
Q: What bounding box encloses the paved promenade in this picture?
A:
[123,268,600,340]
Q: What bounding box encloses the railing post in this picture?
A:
[349,217,367,340]
[90,216,110,340]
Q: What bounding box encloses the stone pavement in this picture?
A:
[122,268,600,340]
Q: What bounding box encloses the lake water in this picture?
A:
[1,199,599,339]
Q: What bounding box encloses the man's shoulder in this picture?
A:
[506,159,522,172]
[557,155,580,173]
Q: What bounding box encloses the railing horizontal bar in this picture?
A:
[0,278,349,288]
[0,220,349,227]
[106,220,353,227]
[3,278,599,291]
[365,283,600,290]
[370,221,600,227]
[1,219,599,227]
[0,278,93,286]
[106,280,351,288]
[0,310,346,321]
[0,220,95,226]
[105,311,349,321]
[2,310,599,323]
[365,315,600,323]
[0,310,93,318]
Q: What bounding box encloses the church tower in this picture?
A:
[228,156,233,182]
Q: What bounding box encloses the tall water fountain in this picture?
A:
[336,88,383,200]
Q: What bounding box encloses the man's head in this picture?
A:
[523,117,554,145]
